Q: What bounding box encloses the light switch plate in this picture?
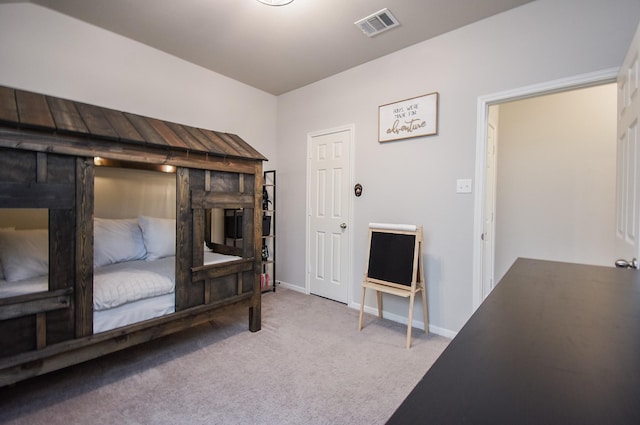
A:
[456,179,472,194]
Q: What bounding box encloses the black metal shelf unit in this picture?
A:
[261,170,276,292]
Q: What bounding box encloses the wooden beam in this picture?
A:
[0,182,74,208]
[0,86,18,125]
[199,129,238,156]
[124,113,170,147]
[165,122,211,152]
[75,157,94,338]
[15,90,55,130]
[146,117,191,150]
[47,96,88,135]
[0,128,259,174]
[217,132,252,158]
[191,259,254,282]
[193,208,205,267]
[36,152,47,183]
[250,162,263,332]
[208,242,242,257]
[0,288,72,307]
[101,108,145,143]
[176,167,191,311]
[191,190,254,209]
[36,313,46,350]
[75,102,119,140]
[183,127,228,156]
[49,205,77,345]
[0,292,71,321]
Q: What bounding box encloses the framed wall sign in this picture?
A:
[378,92,439,142]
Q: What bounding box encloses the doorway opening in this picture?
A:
[473,68,618,309]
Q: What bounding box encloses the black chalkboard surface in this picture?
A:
[367,231,416,286]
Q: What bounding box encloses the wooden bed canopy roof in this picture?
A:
[0,85,266,167]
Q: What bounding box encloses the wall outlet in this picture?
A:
[456,179,472,194]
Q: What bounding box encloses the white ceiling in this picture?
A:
[20,0,534,95]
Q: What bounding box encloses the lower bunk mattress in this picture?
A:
[0,251,241,333]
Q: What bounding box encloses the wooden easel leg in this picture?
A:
[406,291,415,349]
[358,286,366,331]
[418,250,428,334]
[376,291,383,319]
[421,287,429,334]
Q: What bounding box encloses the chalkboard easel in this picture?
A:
[358,223,428,349]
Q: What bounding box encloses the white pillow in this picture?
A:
[0,227,15,281]
[94,218,147,268]
[138,216,176,261]
[0,229,48,282]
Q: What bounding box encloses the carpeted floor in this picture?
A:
[0,288,449,425]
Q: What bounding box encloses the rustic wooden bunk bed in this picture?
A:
[0,85,265,386]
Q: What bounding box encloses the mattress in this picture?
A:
[94,293,174,334]
[0,250,241,333]
[0,274,48,298]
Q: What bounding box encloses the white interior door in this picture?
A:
[615,22,640,269]
[482,116,498,297]
[308,128,351,303]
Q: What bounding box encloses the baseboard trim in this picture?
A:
[274,282,456,339]
[349,302,457,339]
[276,281,308,294]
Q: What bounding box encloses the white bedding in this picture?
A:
[0,250,241,333]
[94,293,174,334]
[0,274,48,298]
[93,256,175,311]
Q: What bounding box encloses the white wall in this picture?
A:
[276,0,640,334]
[0,209,47,230]
[94,168,176,220]
[494,84,617,281]
[0,3,278,169]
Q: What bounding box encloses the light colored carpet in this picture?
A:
[0,288,449,425]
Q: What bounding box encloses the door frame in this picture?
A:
[305,124,355,304]
[472,68,618,310]
[482,112,498,300]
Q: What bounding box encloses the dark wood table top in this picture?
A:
[387,258,640,424]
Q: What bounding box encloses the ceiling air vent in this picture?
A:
[355,8,400,37]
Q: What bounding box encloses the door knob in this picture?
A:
[340,223,347,229]
[615,258,638,269]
